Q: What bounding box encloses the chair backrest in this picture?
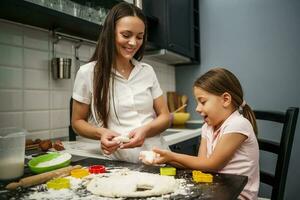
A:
[254,107,299,200]
[69,98,77,141]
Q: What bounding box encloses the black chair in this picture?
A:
[255,107,299,200]
[69,98,77,141]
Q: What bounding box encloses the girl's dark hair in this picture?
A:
[90,2,147,127]
[194,68,257,135]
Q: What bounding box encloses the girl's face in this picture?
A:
[193,86,232,130]
[115,16,145,61]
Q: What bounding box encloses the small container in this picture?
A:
[172,113,190,125]
[71,168,89,178]
[192,170,213,183]
[0,127,26,180]
[28,152,72,174]
[52,57,71,79]
[89,165,106,174]
[160,167,176,176]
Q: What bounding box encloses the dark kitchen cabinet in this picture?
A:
[143,0,200,64]
[0,0,158,50]
[0,0,103,41]
[169,136,200,156]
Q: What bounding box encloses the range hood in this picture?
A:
[144,49,191,65]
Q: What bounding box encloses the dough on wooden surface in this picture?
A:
[86,171,177,197]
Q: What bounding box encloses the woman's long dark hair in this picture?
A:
[90,2,147,127]
[194,68,258,135]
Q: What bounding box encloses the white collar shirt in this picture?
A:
[73,59,163,135]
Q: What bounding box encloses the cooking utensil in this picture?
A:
[181,95,188,112]
[6,165,82,190]
[52,57,71,79]
[160,167,176,176]
[172,104,187,113]
[46,177,70,190]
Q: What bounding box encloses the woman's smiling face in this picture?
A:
[115,16,145,61]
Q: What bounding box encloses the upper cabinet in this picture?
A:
[0,0,119,41]
[143,0,200,65]
[0,0,200,65]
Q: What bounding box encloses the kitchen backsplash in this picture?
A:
[0,19,175,140]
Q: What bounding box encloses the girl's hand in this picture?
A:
[120,126,148,149]
[152,147,173,164]
[99,128,121,155]
[139,150,159,165]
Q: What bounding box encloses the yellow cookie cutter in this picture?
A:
[160,167,176,176]
[192,170,213,183]
[47,177,70,190]
[71,168,89,178]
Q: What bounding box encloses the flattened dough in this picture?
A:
[86,171,177,197]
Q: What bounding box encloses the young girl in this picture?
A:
[150,68,259,200]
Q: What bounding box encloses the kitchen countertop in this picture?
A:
[59,127,202,160]
[162,127,202,146]
[0,156,247,200]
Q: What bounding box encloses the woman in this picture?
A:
[72,2,170,163]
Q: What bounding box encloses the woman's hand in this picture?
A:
[120,126,148,149]
[99,128,121,155]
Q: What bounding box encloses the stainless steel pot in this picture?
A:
[52,58,71,79]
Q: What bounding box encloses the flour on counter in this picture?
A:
[22,168,191,200]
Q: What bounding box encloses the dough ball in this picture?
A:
[139,151,158,165]
[113,135,131,143]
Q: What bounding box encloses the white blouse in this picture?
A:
[73,59,168,163]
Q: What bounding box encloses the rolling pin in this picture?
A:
[6,165,82,190]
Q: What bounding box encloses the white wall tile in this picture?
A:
[0,20,23,46]
[24,69,49,89]
[51,90,71,109]
[23,27,48,50]
[54,40,74,56]
[50,78,72,90]
[89,46,96,57]
[78,44,91,59]
[0,20,177,139]
[0,66,23,89]
[26,130,50,140]
[51,128,68,139]
[0,112,23,128]
[24,90,49,110]
[24,111,49,131]
[0,44,23,67]
[24,48,49,69]
[0,90,23,111]
[51,110,69,129]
